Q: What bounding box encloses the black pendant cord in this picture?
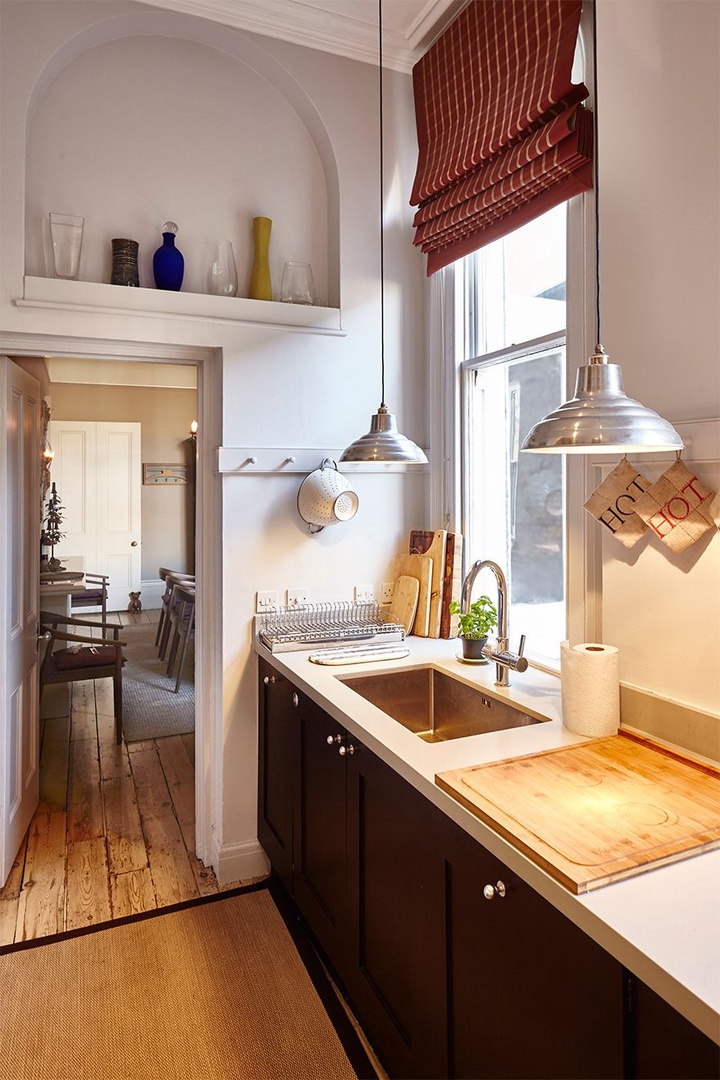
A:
[379,0,386,408]
[592,0,602,349]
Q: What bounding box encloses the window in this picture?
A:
[459,205,568,665]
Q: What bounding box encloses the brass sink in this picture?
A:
[339,666,547,743]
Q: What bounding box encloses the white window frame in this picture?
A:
[430,191,595,673]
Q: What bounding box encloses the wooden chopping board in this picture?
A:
[394,553,433,637]
[436,732,720,893]
[409,530,447,638]
[388,575,420,634]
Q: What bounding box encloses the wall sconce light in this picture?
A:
[190,420,198,440]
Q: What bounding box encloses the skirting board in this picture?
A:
[215,837,270,886]
[139,578,166,609]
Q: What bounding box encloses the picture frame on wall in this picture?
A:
[143,463,188,485]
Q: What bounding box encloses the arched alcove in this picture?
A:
[24,10,340,305]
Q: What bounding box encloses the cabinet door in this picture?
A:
[257,658,297,890]
[447,822,624,1079]
[629,976,720,1079]
[292,694,349,972]
[346,747,448,1079]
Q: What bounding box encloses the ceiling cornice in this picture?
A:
[132,0,467,73]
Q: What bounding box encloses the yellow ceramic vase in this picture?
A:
[249,216,273,300]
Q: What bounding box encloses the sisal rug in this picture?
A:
[120,619,195,742]
[0,883,373,1080]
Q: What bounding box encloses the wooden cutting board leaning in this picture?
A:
[435,731,720,893]
[408,530,463,638]
[409,529,447,638]
[394,552,433,637]
[388,575,420,634]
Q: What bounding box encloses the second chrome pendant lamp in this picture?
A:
[521,5,682,456]
[340,0,427,465]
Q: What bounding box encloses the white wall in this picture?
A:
[593,0,720,717]
[4,0,716,883]
[0,0,428,880]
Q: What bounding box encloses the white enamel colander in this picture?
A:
[297,458,359,534]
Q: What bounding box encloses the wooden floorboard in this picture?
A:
[0,609,249,946]
[15,811,67,941]
[66,836,112,930]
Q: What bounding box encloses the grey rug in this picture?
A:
[121,620,195,742]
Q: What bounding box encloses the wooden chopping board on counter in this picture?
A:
[436,731,720,893]
[394,553,433,636]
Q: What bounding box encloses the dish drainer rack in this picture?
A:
[256,601,405,652]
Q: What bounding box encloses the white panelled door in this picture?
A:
[1,359,41,887]
[50,421,141,611]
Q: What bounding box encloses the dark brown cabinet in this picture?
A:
[628,976,720,1080]
[257,658,296,891]
[345,744,448,1079]
[292,690,349,972]
[257,658,719,1080]
[445,820,624,1079]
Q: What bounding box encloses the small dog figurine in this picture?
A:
[127,591,142,614]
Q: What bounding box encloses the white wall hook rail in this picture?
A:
[215,447,429,474]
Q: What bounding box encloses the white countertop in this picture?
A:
[256,636,720,1046]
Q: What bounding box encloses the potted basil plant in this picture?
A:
[449,595,498,661]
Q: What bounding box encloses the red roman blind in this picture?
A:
[410,0,592,274]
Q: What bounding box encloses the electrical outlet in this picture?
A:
[354,585,374,603]
[256,590,278,612]
[287,588,310,607]
[381,582,394,604]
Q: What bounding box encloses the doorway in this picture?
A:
[48,360,197,600]
[48,419,143,610]
[3,334,221,879]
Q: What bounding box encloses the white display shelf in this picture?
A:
[17,276,345,336]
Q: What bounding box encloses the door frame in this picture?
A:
[0,330,222,871]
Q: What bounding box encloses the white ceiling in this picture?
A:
[134,0,469,72]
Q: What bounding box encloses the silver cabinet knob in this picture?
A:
[338,743,355,756]
[263,675,276,685]
[292,692,299,708]
[326,734,343,746]
[483,881,507,900]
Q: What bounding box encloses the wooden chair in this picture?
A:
[70,573,109,620]
[39,611,126,743]
[165,582,196,693]
[155,568,195,649]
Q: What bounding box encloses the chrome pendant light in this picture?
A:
[340,0,427,465]
[521,6,682,456]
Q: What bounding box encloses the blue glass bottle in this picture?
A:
[153,221,184,290]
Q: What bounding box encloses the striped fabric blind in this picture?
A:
[410,0,592,274]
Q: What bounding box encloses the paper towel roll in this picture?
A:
[560,641,620,737]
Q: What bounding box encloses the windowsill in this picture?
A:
[17,276,345,336]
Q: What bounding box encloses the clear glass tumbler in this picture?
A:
[49,212,84,280]
[281,261,314,304]
[207,240,238,296]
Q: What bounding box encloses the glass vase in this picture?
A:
[207,240,238,297]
